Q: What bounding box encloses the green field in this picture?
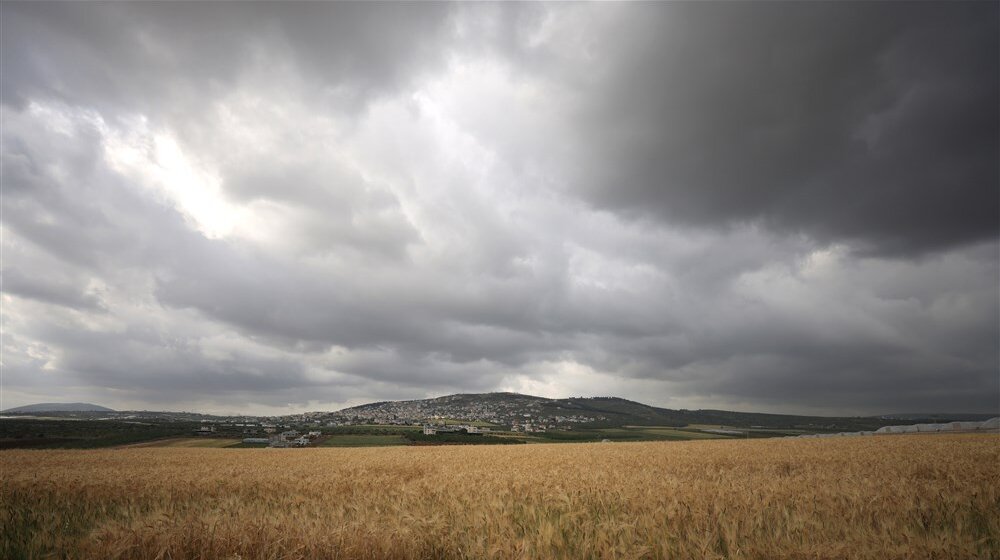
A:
[613,427,732,439]
[430,419,499,427]
[316,434,409,447]
[127,438,241,448]
[0,418,201,449]
[528,425,737,443]
[327,424,422,433]
[351,424,421,429]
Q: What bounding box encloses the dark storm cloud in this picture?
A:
[1,2,997,415]
[492,2,1000,256]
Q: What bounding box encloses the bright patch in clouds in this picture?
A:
[101,114,242,239]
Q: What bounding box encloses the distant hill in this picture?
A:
[2,402,115,413]
[329,392,922,432]
[877,413,997,422]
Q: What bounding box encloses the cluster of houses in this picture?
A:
[242,430,323,448]
[338,395,526,426]
[510,420,548,433]
[194,420,286,436]
[422,424,490,435]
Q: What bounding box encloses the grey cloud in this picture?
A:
[686,349,997,416]
[584,244,999,413]
[477,2,999,256]
[2,2,456,114]
[55,329,307,396]
[0,105,191,271]
[3,320,317,408]
[219,150,421,259]
[2,268,104,311]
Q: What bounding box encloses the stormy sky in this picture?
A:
[2,2,997,416]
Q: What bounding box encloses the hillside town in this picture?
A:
[314,393,608,429]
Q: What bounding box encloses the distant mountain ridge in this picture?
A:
[2,402,115,413]
[877,413,997,421]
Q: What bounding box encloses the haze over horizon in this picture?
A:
[2,2,998,417]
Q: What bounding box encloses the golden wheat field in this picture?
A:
[2,434,998,560]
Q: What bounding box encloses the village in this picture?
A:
[306,393,609,429]
[188,412,562,448]
[181,393,613,446]
[195,424,330,447]
[225,421,547,448]
[240,429,324,447]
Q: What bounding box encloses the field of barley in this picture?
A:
[2,434,998,560]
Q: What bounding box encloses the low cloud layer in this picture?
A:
[2,3,997,415]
